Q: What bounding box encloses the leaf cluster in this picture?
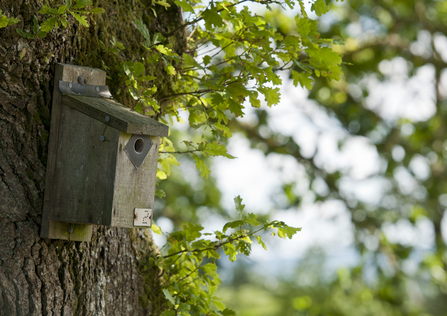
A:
[14,0,104,39]
[0,9,20,28]
[150,196,300,315]
[106,0,334,313]
[115,0,343,181]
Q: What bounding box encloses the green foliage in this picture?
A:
[211,0,447,314]
[218,250,429,316]
[108,0,342,182]
[152,197,300,315]
[311,0,329,17]
[115,0,336,313]
[14,0,104,39]
[0,9,20,28]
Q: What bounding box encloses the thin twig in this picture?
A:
[173,267,200,284]
[159,89,213,101]
[162,226,265,259]
[165,0,252,37]
[160,150,202,154]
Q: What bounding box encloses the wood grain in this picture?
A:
[50,105,119,225]
[63,95,169,136]
[41,63,106,241]
[110,134,160,228]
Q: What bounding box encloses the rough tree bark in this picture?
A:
[0,1,184,314]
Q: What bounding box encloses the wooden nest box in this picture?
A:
[41,63,168,241]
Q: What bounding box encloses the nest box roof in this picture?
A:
[62,95,169,137]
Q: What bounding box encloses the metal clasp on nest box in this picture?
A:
[59,79,113,99]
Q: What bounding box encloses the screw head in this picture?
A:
[105,116,110,122]
[67,225,73,234]
[95,86,100,92]
[100,135,105,142]
[68,82,73,88]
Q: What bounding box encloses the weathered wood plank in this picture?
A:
[51,106,119,225]
[41,63,106,241]
[110,134,160,228]
[62,95,169,137]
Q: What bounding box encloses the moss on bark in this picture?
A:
[76,0,187,112]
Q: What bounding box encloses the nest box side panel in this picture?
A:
[41,63,106,241]
[51,105,119,225]
[109,132,160,228]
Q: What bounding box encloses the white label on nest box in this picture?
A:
[134,208,152,227]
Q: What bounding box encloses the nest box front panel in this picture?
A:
[51,104,119,225]
[109,132,159,228]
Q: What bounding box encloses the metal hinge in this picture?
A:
[59,77,112,99]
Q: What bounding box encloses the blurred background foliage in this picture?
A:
[156,0,447,314]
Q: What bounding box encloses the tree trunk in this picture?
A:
[0,1,182,314]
